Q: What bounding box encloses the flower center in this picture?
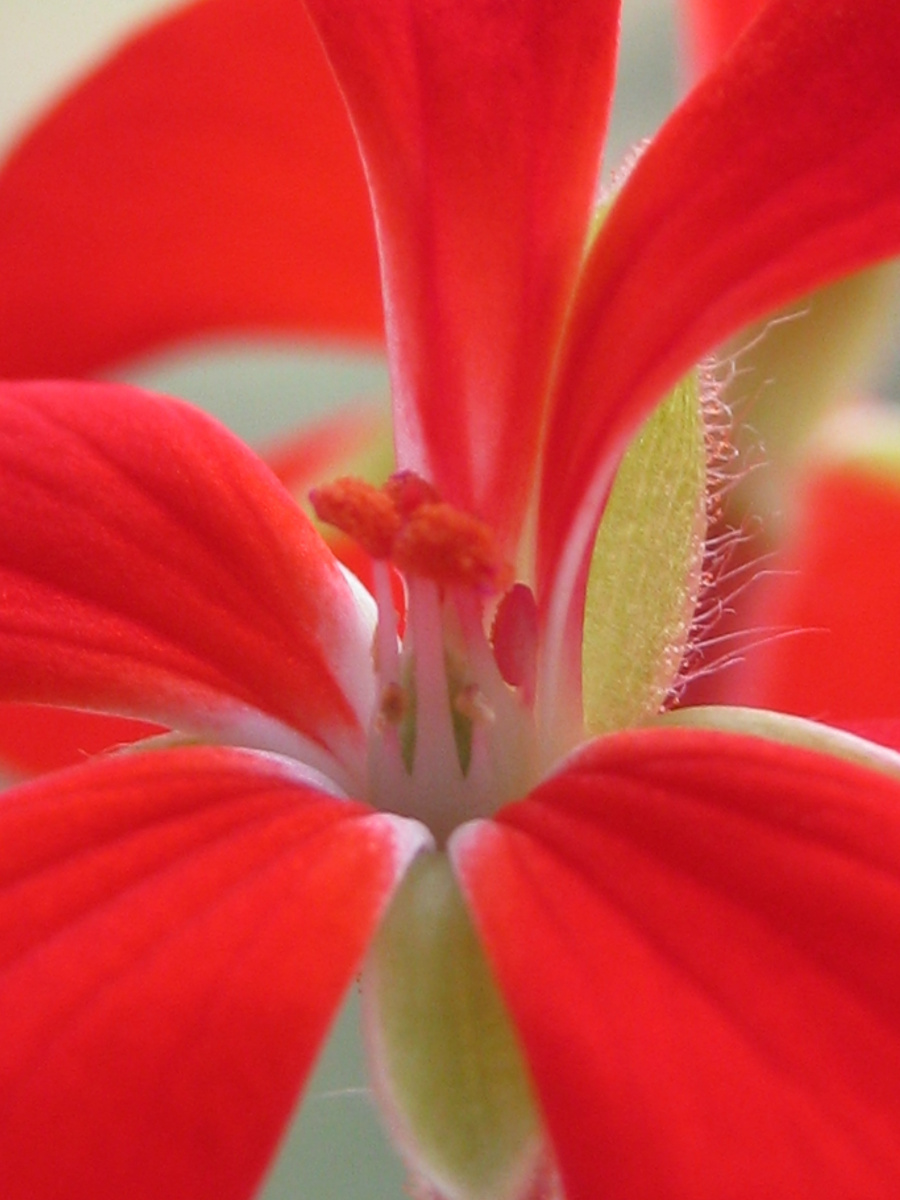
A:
[312,472,539,842]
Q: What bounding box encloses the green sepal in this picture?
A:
[362,853,540,1200]
[657,704,900,780]
[582,374,707,733]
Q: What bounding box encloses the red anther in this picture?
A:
[309,476,401,559]
[393,502,511,592]
[383,470,441,519]
[491,582,539,696]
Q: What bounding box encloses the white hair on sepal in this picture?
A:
[660,355,805,703]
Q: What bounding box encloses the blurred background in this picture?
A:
[0,2,897,1198]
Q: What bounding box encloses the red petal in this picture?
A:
[0,381,374,780]
[0,408,388,779]
[455,727,900,1199]
[301,0,621,549]
[0,745,424,1200]
[538,0,900,611]
[741,465,900,722]
[0,705,160,777]
[264,406,402,609]
[678,0,765,76]
[264,405,396,599]
[0,0,381,379]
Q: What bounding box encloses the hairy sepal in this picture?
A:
[582,375,707,733]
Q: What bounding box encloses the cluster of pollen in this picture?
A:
[311,471,510,593]
[311,472,538,841]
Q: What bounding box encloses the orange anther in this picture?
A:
[384,470,441,519]
[312,470,510,592]
[393,502,510,593]
[310,477,401,559]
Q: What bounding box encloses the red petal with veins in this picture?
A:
[265,406,397,604]
[301,0,621,550]
[455,727,900,1200]
[740,466,900,722]
[0,382,374,781]
[539,0,900,615]
[0,408,388,780]
[0,0,380,379]
[0,705,160,777]
[679,0,765,76]
[0,745,424,1200]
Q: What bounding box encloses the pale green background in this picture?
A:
[0,4,896,1198]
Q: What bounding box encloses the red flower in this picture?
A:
[3,2,900,1198]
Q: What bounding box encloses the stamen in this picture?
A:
[371,560,402,683]
[313,469,538,840]
[310,477,400,559]
[383,469,441,519]
[312,469,510,591]
[393,502,511,592]
[406,576,466,790]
